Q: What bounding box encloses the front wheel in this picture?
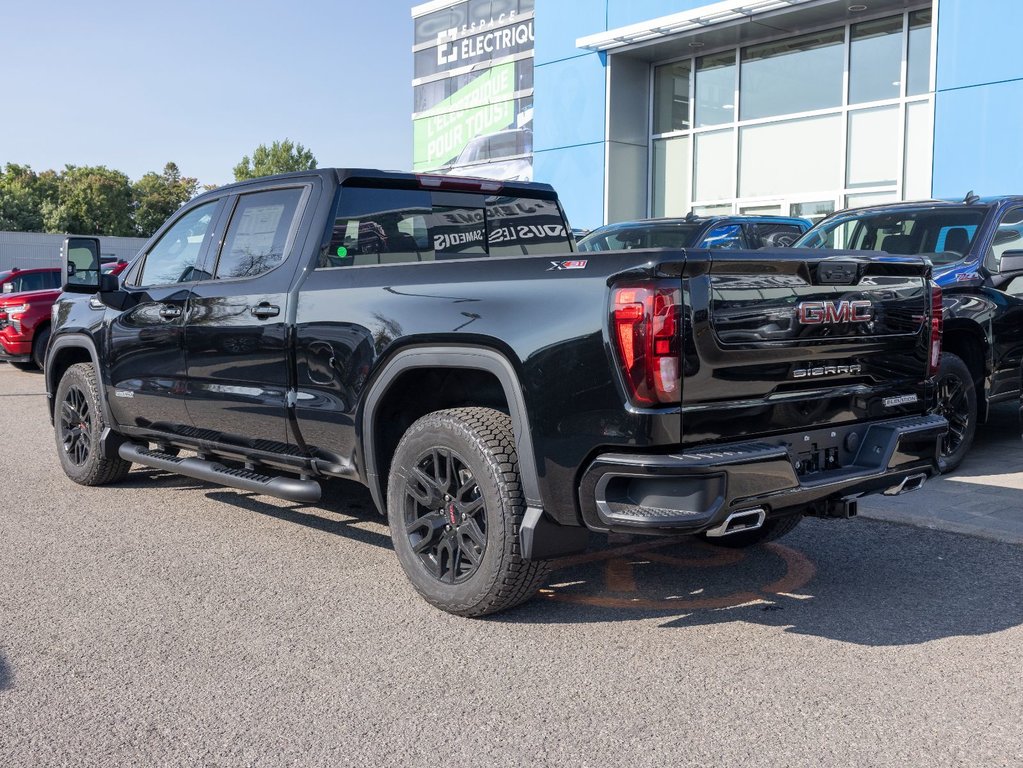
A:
[933,352,977,474]
[32,326,51,370]
[54,363,132,486]
[387,407,550,617]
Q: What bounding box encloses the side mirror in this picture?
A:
[998,250,1023,275]
[62,237,102,293]
[1,283,12,294]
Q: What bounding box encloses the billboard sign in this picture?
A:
[412,1,534,181]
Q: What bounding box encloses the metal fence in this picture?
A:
[0,231,148,272]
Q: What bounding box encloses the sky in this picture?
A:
[0,0,414,187]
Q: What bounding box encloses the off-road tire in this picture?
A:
[387,407,550,617]
[934,352,977,474]
[700,513,802,548]
[54,363,132,486]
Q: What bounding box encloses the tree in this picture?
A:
[233,139,317,181]
[42,165,135,236]
[0,164,58,231]
[133,162,198,237]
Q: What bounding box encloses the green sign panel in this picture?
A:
[414,62,516,172]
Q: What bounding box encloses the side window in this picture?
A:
[755,223,803,248]
[137,201,219,287]
[7,275,25,293]
[22,273,46,292]
[326,187,434,267]
[701,224,748,250]
[985,207,1023,274]
[47,271,62,289]
[214,188,303,279]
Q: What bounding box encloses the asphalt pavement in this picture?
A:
[1,364,1021,767]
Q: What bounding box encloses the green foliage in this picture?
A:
[41,165,136,237]
[0,164,59,231]
[233,139,317,181]
[133,162,199,237]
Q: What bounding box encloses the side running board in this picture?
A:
[118,443,322,504]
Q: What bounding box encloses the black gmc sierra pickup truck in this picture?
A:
[47,169,946,616]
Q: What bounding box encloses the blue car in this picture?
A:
[577,214,812,253]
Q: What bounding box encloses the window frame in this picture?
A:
[131,197,226,289]
[204,184,310,284]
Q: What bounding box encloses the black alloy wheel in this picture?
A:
[933,352,977,473]
[387,407,551,617]
[60,384,93,467]
[403,447,488,585]
[53,362,133,486]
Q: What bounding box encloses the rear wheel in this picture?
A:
[54,363,132,486]
[700,514,802,548]
[387,407,550,617]
[934,352,977,473]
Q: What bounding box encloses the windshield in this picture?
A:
[794,206,989,265]
[578,224,703,252]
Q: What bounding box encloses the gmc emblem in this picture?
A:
[797,299,873,325]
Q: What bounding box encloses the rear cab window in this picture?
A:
[321,184,571,267]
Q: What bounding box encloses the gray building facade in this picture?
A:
[0,231,148,272]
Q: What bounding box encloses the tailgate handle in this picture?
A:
[817,261,859,285]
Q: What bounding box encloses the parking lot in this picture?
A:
[1,363,1021,767]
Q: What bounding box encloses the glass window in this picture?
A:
[653,61,691,134]
[754,223,805,248]
[986,207,1023,273]
[693,204,732,216]
[486,196,571,256]
[651,136,691,217]
[415,3,468,46]
[700,223,747,250]
[791,201,835,222]
[904,100,934,199]
[739,114,842,198]
[215,189,303,279]
[327,187,434,266]
[138,201,218,287]
[844,191,898,208]
[847,106,900,188]
[695,52,735,127]
[796,207,986,265]
[740,29,844,120]
[578,223,702,252]
[740,204,783,215]
[849,16,903,104]
[694,129,734,201]
[907,9,932,96]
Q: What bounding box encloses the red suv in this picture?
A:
[0,268,63,370]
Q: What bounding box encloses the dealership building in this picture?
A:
[413,0,1021,230]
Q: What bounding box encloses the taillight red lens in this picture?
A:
[929,283,943,377]
[611,282,682,405]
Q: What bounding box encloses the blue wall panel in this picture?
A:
[606,0,709,29]
[535,0,606,66]
[937,0,1023,91]
[932,78,1023,198]
[533,143,606,230]
[534,53,607,152]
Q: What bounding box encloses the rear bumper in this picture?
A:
[578,413,947,535]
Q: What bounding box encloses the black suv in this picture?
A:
[795,196,1023,471]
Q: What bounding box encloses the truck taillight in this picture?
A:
[610,283,682,405]
[929,283,943,377]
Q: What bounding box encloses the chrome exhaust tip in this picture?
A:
[704,507,767,537]
[883,472,927,496]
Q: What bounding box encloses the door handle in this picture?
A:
[158,305,182,320]
[251,302,280,319]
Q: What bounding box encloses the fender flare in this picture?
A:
[360,346,541,516]
[46,334,113,426]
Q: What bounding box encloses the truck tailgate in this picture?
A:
[680,250,933,446]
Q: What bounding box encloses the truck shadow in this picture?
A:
[0,651,12,692]
[204,477,393,551]
[502,519,1023,647]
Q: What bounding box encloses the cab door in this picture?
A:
[106,198,224,432]
[183,184,311,450]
